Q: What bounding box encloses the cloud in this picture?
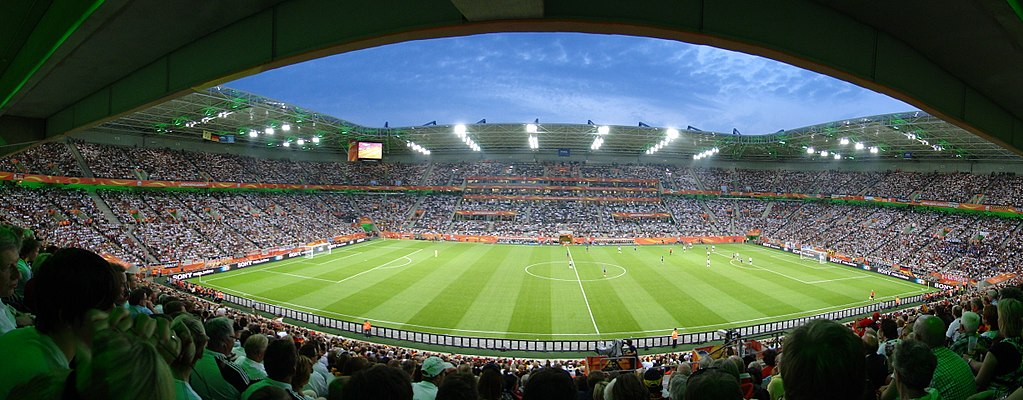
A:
[228,33,915,133]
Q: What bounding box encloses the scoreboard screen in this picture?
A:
[357,141,383,160]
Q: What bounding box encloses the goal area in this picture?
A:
[799,248,827,264]
[303,243,331,259]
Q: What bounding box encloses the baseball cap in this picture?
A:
[422,356,454,377]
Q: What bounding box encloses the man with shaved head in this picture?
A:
[881,315,976,400]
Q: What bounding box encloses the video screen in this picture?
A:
[357,141,383,160]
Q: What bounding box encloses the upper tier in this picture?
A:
[2,140,1021,207]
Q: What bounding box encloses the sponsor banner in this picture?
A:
[462,195,660,202]
[829,257,860,267]
[586,356,641,372]
[919,200,958,208]
[465,184,658,192]
[465,176,658,184]
[453,210,517,216]
[165,234,369,277]
[610,212,671,218]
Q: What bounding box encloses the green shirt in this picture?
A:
[930,347,976,400]
[0,327,70,399]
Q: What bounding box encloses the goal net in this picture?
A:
[303,243,331,259]
[799,247,827,264]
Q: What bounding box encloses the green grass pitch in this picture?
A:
[190,239,934,340]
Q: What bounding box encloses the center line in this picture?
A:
[567,247,600,334]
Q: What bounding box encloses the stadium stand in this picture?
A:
[5,138,1023,400]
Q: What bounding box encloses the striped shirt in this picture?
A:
[930,346,976,400]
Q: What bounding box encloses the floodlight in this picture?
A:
[821,150,829,156]
[282,123,291,132]
[869,146,879,154]
[282,141,290,147]
[693,154,699,160]
[833,153,841,160]
[526,124,538,133]
[424,150,431,155]
[454,124,467,135]
[312,137,320,144]
[806,147,815,154]
[265,127,274,135]
[248,130,258,138]
[297,139,305,146]
[666,128,679,140]
[840,137,849,145]
[855,142,864,150]
[597,126,610,135]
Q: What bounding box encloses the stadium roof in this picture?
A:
[95,87,1022,162]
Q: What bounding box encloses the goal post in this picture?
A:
[799,247,827,264]
[303,243,331,259]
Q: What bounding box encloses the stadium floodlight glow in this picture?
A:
[666,128,679,140]
[282,123,291,132]
[693,154,699,160]
[590,137,604,150]
[833,153,841,160]
[854,142,864,150]
[526,123,538,134]
[806,147,815,154]
[454,124,467,137]
[296,139,305,146]
[282,141,290,147]
[406,140,431,155]
[265,127,274,135]
[248,129,258,138]
[840,137,850,145]
[528,135,539,150]
[311,136,320,144]
[597,125,610,135]
[820,150,829,156]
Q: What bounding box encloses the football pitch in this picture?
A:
[190,239,934,340]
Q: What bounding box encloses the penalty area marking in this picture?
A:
[523,261,628,282]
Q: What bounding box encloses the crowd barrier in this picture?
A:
[219,291,924,353]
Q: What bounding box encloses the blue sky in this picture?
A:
[228,33,915,135]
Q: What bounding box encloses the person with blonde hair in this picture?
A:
[972,298,1023,397]
[74,325,176,400]
[171,313,208,400]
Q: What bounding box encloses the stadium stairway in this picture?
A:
[761,202,774,218]
[125,225,160,264]
[66,141,95,178]
[420,163,437,185]
[87,190,122,225]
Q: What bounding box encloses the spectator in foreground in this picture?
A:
[0,226,23,336]
[891,339,939,400]
[436,372,478,400]
[340,363,412,400]
[780,319,865,400]
[522,367,576,400]
[882,315,976,400]
[0,247,119,398]
[684,367,741,400]
[413,356,455,400]
[243,337,306,400]
[192,316,251,400]
[235,333,270,381]
[973,298,1023,397]
[171,313,208,400]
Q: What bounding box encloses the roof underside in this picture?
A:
[94,87,1022,162]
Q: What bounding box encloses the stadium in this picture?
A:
[1,2,1023,400]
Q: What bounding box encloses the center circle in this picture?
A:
[524,261,627,282]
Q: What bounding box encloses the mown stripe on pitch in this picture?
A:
[402,245,509,331]
[507,246,553,337]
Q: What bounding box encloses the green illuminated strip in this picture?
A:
[0,0,106,110]
[1010,0,1023,22]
